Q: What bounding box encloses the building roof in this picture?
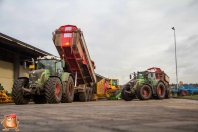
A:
[0,32,53,63]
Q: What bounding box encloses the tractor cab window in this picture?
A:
[112,80,118,86]
[137,72,144,79]
[37,59,56,76]
[56,61,63,76]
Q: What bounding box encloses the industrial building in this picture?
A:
[0,32,52,93]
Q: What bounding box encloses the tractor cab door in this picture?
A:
[148,72,156,86]
[56,61,63,77]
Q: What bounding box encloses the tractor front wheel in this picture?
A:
[45,77,62,104]
[12,78,30,105]
[137,85,152,100]
[121,85,134,101]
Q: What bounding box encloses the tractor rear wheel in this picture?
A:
[137,85,152,100]
[61,76,74,103]
[121,85,134,101]
[45,77,62,104]
[12,78,30,105]
[165,89,171,99]
[155,82,166,99]
[33,95,47,104]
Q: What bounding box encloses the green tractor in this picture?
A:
[12,56,74,105]
[121,67,170,101]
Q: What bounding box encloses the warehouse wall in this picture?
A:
[19,65,29,77]
[0,60,29,93]
[0,60,14,93]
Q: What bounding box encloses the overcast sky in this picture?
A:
[0,0,198,85]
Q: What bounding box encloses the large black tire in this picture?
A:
[33,95,47,104]
[165,89,171,99]
[121,85,134,101]
[86,87,90,102]
[79,87,89,102]
[137,85,152,100]
[89,88,93,101]
[155,82,166,99]
[12,78,30,105]
[61,76,74,103]
[45,77,62,104]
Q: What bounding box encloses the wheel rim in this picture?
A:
[182,91,187,96]
[158,87,162,95]
[142,87,149,97]
[68,83,72,95]
[55,84,60,98]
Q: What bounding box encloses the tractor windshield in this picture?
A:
[111,79,119,86]
[137,72,146,79]
[37,59,58,76]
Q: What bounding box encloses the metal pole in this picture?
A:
[172,27,179,90]
[75,71,77,87]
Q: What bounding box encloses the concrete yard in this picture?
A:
[0,98,198,132]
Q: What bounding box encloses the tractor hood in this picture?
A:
[29,69,45,84]
[129,78,145,90]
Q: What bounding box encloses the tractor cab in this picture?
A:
[109,79,119,89]
[36,56,63,76]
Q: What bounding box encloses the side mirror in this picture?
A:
[129,74,132,79]
[61,59,65,68]
[23,61,27,69]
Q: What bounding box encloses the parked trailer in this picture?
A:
[53,25,98,102]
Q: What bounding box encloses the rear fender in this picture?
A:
[60,72,74,82]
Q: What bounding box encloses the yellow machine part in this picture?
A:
[108,78,120,90]
[93,78,107,100]
[93,78,120,100]
[0,90,13,103]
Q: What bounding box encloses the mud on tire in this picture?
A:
[12,78,30,105]
[165,89,171,99]
[121,85,134,101]
[45,77,62,104]
[61,76,74,103]
[79,87,89,102]
[155,82,166,99]
[88,88,93,101]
